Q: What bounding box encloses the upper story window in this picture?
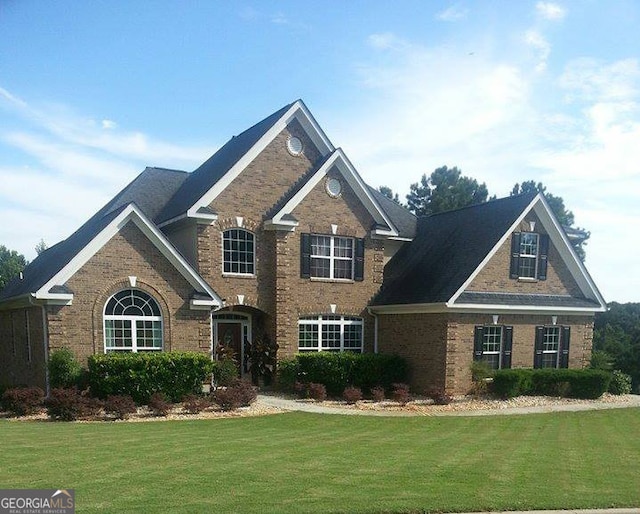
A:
[534,325,570,369]
[223,229,255,275]
[510,232,549,281]
[104,289,163,353]
[473,325,513,370]
[298,315,363,352]
[300,234,365,281]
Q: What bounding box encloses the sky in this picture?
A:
[1,1,639,303]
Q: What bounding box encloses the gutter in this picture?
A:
[367,307,379,354]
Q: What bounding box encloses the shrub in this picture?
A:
[429,389,453,405]
[45,388,102,421]
[279,353,408,397]
[492,369,533,399]
[391,383,410,406]
[104,395,137,420]
[247,332,279,386]
[294,381,309,398]
[371,386,385,403]
[49,348,85,388]
[148,392,172,417]
[88,352,213,404]
[182,394,212,414]
[213,379,257,411]
[609,370,632,395]
[343,386,362,404]
[590,350,614,371]
[471,360,494,382]
[308,383,327,402]
[277,359,301,391]
[211,358,238,389]
[1,386,45,416]
[567,369,611,399]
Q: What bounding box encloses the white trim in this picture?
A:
[35,204,222,307]
[32,292,74,305]
[297,314,364,352]
[448,193,606,310]
[221,227,256,276]
[369,302,602,315]
[190,298,219,310]
[268,148,399,236]
[188,100,334,219]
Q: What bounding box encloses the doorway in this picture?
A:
[212,312,251,376]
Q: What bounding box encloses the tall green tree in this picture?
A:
[511,180,589,260]
[406,166,490,216]
[35,239,48,255]
[0,245,27,291]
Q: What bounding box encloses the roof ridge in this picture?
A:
[421,191,537,219]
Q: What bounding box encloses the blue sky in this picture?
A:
[1,1,639,302]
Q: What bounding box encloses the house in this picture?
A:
[0,100,606,395]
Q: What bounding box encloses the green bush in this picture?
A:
[279,353,407,397]
[491,369,532,399]
[609,370,632,395]
[492,368,611,400]
[589,350,614,370]
[88,352,213,404]
[49,348,86,388]
[211,358,237,388]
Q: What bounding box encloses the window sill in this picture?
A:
[222,273,256,279]
[518,277,538,283]
[309,277,355,284]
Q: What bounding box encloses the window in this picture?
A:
[509,232,549,280]
[298,315,363,352]
[300,234,365,281]
[534,325,570,368]
[104,289,163,352]
[223,229,255,275]
[473,325,513,370]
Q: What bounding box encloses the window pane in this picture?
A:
[518,256,537,278]
[322,324,341,349]
[298,324,318,350]
[310,257,330,278]
[334,237,353,258]
[520,233,539,256]
[343,324,363,351]
[333,259,353,279]
[311,236,331,257]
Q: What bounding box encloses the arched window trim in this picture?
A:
[222,228,256,276]
[103,289,163,353]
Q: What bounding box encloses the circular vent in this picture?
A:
[287,136,304,156]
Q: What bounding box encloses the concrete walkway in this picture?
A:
[256,393,640,417]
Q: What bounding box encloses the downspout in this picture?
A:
[41,305,50,396]
[368,307,379,354]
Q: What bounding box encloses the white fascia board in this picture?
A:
[269,148,399,236]
[187,100,335,218]
[32,292,73,305]
[190,298,219,310]
[448,303,605,315]
[368,303,449,315]
[263,220,298,232]
[36,204,222,307]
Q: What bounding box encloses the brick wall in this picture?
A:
[48,221,211,368]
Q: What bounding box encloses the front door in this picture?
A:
[218,322,243,375]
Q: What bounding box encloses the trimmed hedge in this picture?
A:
[278,353,408,397]
[492,368,611,400]
[88,352,214,404]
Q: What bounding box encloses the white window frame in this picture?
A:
[518,232,539,279]
[310,235,354,280]
[541,326,561,368]
[103,289,163,353]
[298,315,363,352]
[482,325,503,370]
[222,228,256,276]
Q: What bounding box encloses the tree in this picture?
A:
[0,245,27,291]
[406,166,490,216]
[378,186,401,204]
[511,180,589,260]
[35,239,48,255]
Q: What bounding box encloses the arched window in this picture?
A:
[223,229,255,275]
[104,289,163,352]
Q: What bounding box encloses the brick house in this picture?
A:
[0,100,606,395]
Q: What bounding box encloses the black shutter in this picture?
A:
[537,234,549,280]
[473,326,484,361]
[534,326,544,368]
[502,326,513,369]
[300,233,311,278]
[354,238,365,282]
[510,232,521,279]
[559,326,570,368]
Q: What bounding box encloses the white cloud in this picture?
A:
[436,4,469,22]
[536,2,567,21]
[524,29,551,72]
[101,119,117,130]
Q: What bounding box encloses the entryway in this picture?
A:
[212,312,251,376]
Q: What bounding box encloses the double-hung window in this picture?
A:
[473,325,513,370]
[104,289,163,352]
[534,325,570,368]
[510,231,549,280]
[300,234,365,281]
[298,315,363,352]
[223,229,255,275]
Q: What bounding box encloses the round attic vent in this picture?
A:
[286,136,304,156]
[325,177,342,198]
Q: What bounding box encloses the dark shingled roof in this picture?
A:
[367,186,417,239]
[156,102,295,224]
[456,292,600,309]
[372,193,537,306]
[0,166,188,302]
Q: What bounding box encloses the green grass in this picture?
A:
[1,409,640,513]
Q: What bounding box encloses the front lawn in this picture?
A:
[1,409,639,513]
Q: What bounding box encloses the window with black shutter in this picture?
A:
[534,325,570,368]
[473,325,513,370]
[509,232,549,281]
[300,233,362,281]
